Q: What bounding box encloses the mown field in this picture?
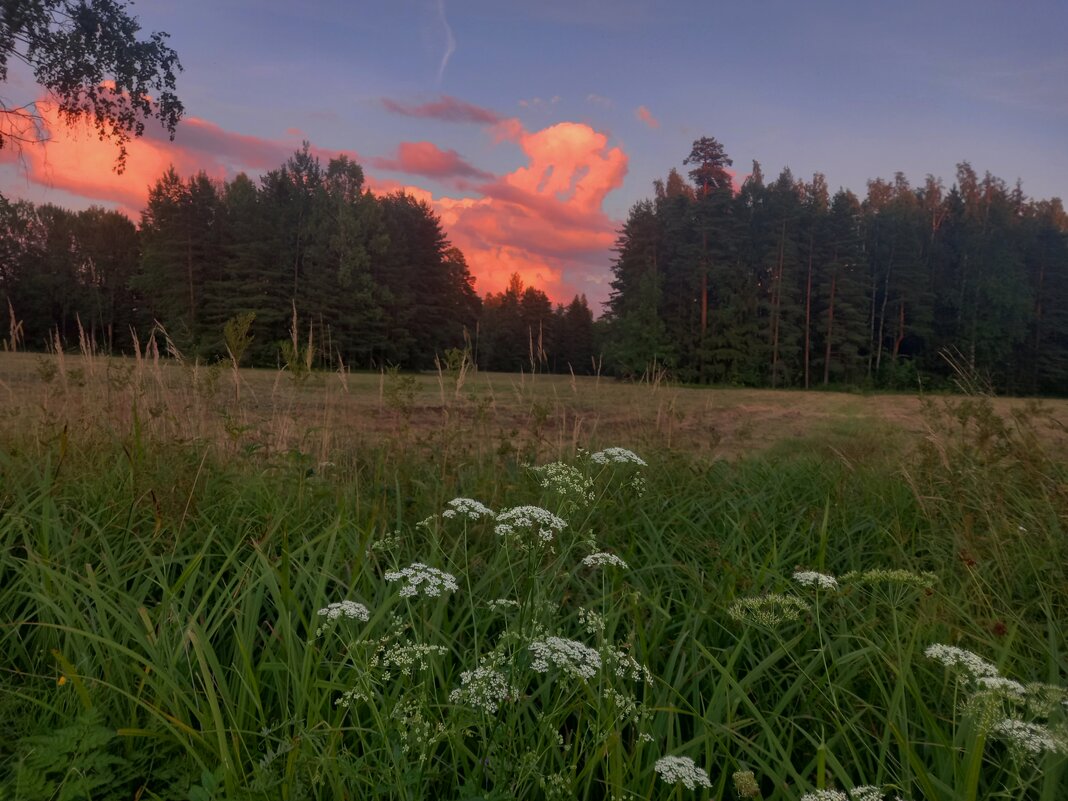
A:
[1,351,1066,800]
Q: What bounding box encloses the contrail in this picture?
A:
[436,0,456,84]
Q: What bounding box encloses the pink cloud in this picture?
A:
[635,105,660,129]
[4,93,629,305]
[370,141,495,181]
[0,96,357,215]
[380,95,502,124]
[402,121,628,301]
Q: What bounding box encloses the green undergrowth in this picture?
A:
[0,397,1065,800]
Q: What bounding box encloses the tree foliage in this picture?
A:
[0,0,183,170]
[605,137,1068,393]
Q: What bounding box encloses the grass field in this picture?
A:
[1,351,1066,800]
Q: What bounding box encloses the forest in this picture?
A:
[1,139,1066,393]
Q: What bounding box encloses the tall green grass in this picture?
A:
[1,396,1065,800]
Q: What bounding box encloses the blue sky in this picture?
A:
[3,0,1065,303]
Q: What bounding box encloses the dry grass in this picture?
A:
[1,351,1066,462]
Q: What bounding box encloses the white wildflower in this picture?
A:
[591,447,647,467]
[384,562,459,598]
[316,600,370,622]
[653,755,711,790]
[577,606,605,635]
[800,791,848,801]
[602,645,653,684]
[976,676,1027,698]
[1021,682,1068,716]
[793,570,839,591]
[314,600,370,636]
[849,787,885,801]
[494,505,567,544]
[449,666,518,714]
[533,462,595,504]
[992,718,1067,755]
[924,643,999,679]
[582,551,629,569]
[442,497,495,521]
[487,598,519,612]
[374,642,448,678]
[728,593,809,626]
[529,636,601,681]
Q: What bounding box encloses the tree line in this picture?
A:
[0,145,597,372]
[2,138,1066,393]
[605,138,1068,394]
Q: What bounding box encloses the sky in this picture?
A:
[2,0,1066,308]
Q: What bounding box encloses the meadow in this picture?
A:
[1,349,1066,800]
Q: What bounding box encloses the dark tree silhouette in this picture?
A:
[0,0,183,170]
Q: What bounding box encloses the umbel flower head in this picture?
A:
[591,447,647,467]
[316,600,370,622]
[728,593,809,627]
[494,505,567,544]
[654,755,711,790]
[442,497,495,521]
[924,643,999,680]
[449,666,518,714]
[528,636,601,681]
[992,718,1068,756]
[384,563,459,598]
[314,600,371,637]
[533,462,595,504]
[582,551,629,569]
[793,570,839,591]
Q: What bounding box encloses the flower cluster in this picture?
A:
[728,593,810,626]
[732,770,760,799]
[449,666,518,714]
[533,462,594,505]
[992,718,1067,756]
[848,787,887,801]
[442,497,495,521]
[793,570,839,591]
[923,643,999,679]
[840,568,938,589]
[602,645,653,684]
[529,636,602,680]
[384,563,459,598]
[373,642,449,679]
[653,755,711,790]
[315,600,370,636]
[494,505,567,544]
[581,551,629,569]
[800,791,848,801]
[591,447,647,467]
[975,675,1026,698]
[316,600,370,622]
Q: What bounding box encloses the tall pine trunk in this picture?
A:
[804,233,813,389]
[823,271,837,385]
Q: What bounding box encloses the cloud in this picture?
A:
[4,94,628,306]
[435,0,456,84]
[0,96,354,216]
[586,93,612,108]
[370,141,495,181]
[635,105,659,129]
[365,119,627,301]
[410,120,628,301]
[381,95,501,125]
[518,96,561,109]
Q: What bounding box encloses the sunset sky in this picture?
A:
[2,0,1066,307]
